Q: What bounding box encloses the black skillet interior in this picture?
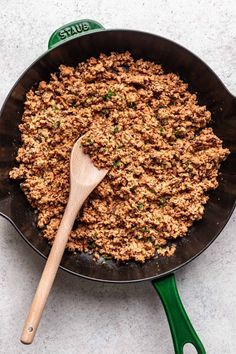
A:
[0,30,236,282]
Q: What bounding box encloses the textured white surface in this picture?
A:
[0,1,236,353]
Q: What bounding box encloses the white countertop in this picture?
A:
[0,1,236,353]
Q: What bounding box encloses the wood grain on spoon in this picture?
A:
[20,135,108,344]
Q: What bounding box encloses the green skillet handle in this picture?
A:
[152,274,206,354]
[48,19,105,49]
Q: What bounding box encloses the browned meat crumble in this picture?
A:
[9,52,229,262]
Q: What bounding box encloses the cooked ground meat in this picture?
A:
[9,52,229,262]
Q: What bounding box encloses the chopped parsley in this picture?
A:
[113,160,120,167]
[83,139,94,146]
[141,227,151,233]
[128,102,137,110]
[71,101,77,107]
[103,255,111,260]
[53,121,60,129]
[148,187,157,194]
[101,146,108,153]
[113,126,119,134]
[137,203,144,210]
[88,241,96,249]
[185,161,193,171]
[103,89,116,101]
[101,108,109,117]
[174,130,183,138]
[159,197,166,206]
[130,186,136,193]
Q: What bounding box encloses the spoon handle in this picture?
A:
[20,198,80,344]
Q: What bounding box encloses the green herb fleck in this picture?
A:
[83,139,94,146]
[128,102,137,110]
[159,197,166,206]
[113,160,120,167]
[174,130,183,138]
[88,241,96,249]
[53,121,60,129]
[172,102,177,106]
[113,126,119,134]
[148,187,157,194]
[103,255,111,261]
[130,186,136,193]
[103,89,116,101]
[185,161,193,171]
[159,105,166,109]
[71,101,77,107]
[141,227,151,233]
[101,146,108,153]
[137,203,144,210]
[101,108,109,117]
[147,237,152,242]
[160,127,164,134]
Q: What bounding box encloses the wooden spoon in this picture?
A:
[20,136,108,344]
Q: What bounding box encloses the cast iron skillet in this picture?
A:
[0,19,236,353]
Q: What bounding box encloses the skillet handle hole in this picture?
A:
[184,343,198,353]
